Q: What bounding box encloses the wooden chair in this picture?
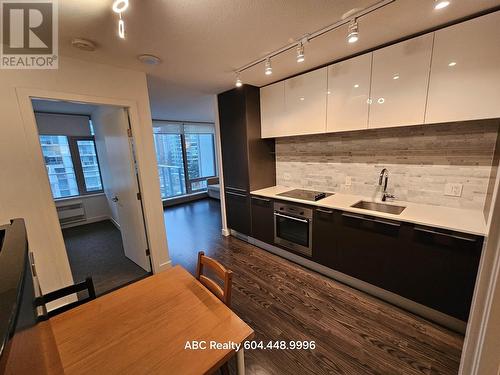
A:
[196,252,233,374]
[35,277,96,320]
[196,251,233,307]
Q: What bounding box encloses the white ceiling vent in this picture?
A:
[71,38,97,52]
[138,54,162,65]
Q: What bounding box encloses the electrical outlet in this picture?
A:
[345,176,352,186]
[283,172,291,181]
[444,183,463,197]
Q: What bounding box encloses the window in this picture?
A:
[39,135,104,199]
[39,135,79,198]
[77,140,103,192]
[153,122,217,199]
[153,133,187,198]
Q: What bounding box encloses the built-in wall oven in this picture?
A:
[274,201,313,257]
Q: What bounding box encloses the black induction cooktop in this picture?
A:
[277,189,333,202]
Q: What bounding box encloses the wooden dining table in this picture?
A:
[49,265,254,375]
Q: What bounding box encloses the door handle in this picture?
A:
[341,212,400,227]
[111,196,119,202]
[226,191,247,198]
[274,212,309,223]
[316,208,334,215]
[225,186,247,193]
[251,196,271,203]
[414,226,477,242]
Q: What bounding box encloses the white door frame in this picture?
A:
[16,88,171,285]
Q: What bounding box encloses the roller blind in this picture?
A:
[36,113,91,136]
[152,121,214,134]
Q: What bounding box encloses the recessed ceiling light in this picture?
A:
[448,61,457,67]
[434,1,450,10]
[112,0,129,13]
[71,38,96,52]
[299,97,305,101]
[378,98,385,104]
[354,84,360,88]
[393,74,400,80]
[138,54,162,65]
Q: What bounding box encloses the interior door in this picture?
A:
[95,107,151,272]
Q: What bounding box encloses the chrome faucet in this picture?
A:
[378,168,395,202]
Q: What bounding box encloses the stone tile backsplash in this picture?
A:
[276,120,500,210]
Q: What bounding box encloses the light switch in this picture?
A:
[444,183,463,197]
[283,172,291,181]
[345,176,352,186]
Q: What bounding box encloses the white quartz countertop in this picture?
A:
[250,186,487,236]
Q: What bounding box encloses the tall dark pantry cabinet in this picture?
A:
[218,85,276,236]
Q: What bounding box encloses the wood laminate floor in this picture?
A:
[164,199,464,375]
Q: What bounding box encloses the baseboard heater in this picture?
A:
[56,202,86,226]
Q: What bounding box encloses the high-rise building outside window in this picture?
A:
[39,135,104,199]
[153,122,217,199]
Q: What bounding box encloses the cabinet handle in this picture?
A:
[225,186,247,193]
[316,208,333,214]
[341,212,401,227]
[251,196,271,203]
[226,191,247,198]
[414,226,477,242]
[274,212,309,223]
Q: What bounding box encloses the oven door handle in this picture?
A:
[274,212,309,223]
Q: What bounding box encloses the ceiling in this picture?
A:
[58,0,500,122]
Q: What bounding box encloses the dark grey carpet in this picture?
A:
[62,220,149,296]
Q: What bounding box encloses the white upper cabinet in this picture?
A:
[283,67,328,137]
[260,81,285,138]
[425,12,500,124]
[327,53,372,132]
[368,34,433,129]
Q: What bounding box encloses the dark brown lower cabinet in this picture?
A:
[334,211,413,291]
[310,207,482,321]
[312,208,340,268]
[403,226,483,321]
[225,190,251,236]
[250,196,274,244]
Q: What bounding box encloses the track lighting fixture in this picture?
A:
[233,0,393,80]
[296,43,305,63]
[434,1,450,10]
[265,58,272,75]
[347,19,359,44]
[235,72,243,87]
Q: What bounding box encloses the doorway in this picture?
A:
[32,98,151,295]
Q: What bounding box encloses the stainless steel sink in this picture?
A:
[351,200,406,215]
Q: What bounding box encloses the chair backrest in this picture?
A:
[195,251,233,307]
[35,277,96,319]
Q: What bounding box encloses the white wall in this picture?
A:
[461,164,500,374]
[0,56,170,296]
